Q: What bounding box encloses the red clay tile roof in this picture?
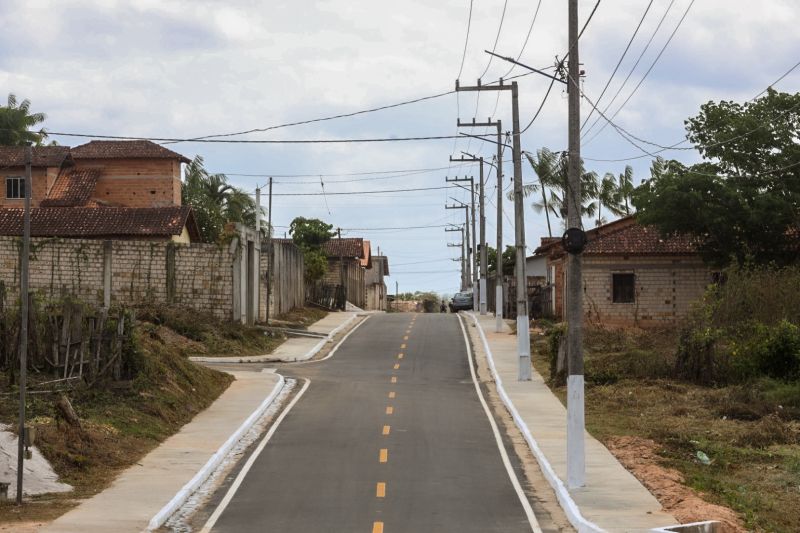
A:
[322,238,365,258]
[360,240,372,268]
[70,140,191,163]
[40,169,99,207]
[534,216,699,257]
[0,146,72,168]
[0,206,199,240]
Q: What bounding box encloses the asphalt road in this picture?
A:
[205,313,534,533]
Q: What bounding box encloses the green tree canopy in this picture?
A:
[0,94,49,146]
[633,89,800,267]
[289,217,336,282]
[182,155,264,243]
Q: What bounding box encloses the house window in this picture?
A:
[5,176,25,199]
[612,273,635,303]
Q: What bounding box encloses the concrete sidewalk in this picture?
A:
[41,370,284,533]
[467,313,677,533]
[191,311,360,363]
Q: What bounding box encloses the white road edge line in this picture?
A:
[199,378,312,533]
[457,314,543,533]
[468,313,605,533]
[291,314,371,365]
[146,374,286,531]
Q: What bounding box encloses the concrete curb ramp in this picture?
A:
[189,312,363,364]
[467,313,716,533]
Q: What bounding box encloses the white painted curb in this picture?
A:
[146,374,286,531]
[467,313,605,533]
[190,313,361,364]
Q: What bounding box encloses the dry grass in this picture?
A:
[531,326,800,533]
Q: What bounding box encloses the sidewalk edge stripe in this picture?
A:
[457,314,542,533]
[199,378,312,533]
[292,314,371,365]
[467,312,606,533]
[145,375,287,531]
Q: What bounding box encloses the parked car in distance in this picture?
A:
[449,291,473,312]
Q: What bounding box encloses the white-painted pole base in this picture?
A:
[567,374,586,488]
[479,278,487,315]
[495,285,503,332]
[516,313,531,381]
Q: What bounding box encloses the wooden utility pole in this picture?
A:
[566,0,586,488]
[456,79,530,380]
[265,178,273,324]
[16,144,32,505]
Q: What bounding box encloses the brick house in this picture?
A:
[0,141,197,241]
[365,255,389,311]
[321,237,370,309]
[533,216,711,327]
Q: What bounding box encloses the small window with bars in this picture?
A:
[5,176,25,199]
[612,273,635,303]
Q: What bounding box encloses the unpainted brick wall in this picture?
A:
[0,236,236,319]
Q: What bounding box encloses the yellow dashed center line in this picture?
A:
[400,343,406,349]
[388,391,395,399]
[403,335,409,341]
[386,406,394,415]
[379,449,388,463]
[393,363,400,370]
[390,376,397,384]
[382,425,391,435]
[373,521,384,533]
[376,482,386,498]
[397,353,404,359]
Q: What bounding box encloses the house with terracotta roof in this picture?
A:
[321,237,370,309]
[0,141,197,242]
[533,216,712,327]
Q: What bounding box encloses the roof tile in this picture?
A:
[0,146,72,168]
[70,140,190,163]
[40,169,100,207]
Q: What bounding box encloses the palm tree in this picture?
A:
[0,94,49,146]
[596,172,624,226]
[182,156,265,242]
[517,148,600,235]
[616,165,635,216]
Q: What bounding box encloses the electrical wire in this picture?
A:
[754,59,800,98]
[270,185,456,197]
[457,0,475,80]
[479,0,509,80]
[49,132,464,144]
[580,0,654,130]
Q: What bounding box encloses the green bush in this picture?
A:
[749,320,800,380]
[547,323,567,385]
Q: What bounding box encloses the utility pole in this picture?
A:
[255,186,261,322]
[446,226,465,290]
[16,144,31,505]
[265,178,273,324]
[456,79,531,380]
[337,227,345,310]
[445,196,471,289]
[566,0,586,489]
[450,156,487,315]
[457,119,504,324]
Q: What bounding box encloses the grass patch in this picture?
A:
[531,324,800,533]
[274,307,328,328]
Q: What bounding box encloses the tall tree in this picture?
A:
[596,172,623,226]
[616,165,635,216]
[0,94,49,146]
[633,89,800,266]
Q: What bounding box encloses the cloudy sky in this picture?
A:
[2,0,798,295]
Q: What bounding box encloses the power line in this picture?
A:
[754,59,800,98]
[580,0,677,140]
[49,132,463,144]
[271,185,456,197]
[457,0,475,80]
[580,0,654,130]
[341,224,452,231]
[479,0,509,80]
[584,0,695,146]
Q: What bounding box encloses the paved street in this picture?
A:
[202,313,535,533]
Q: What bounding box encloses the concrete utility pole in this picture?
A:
[17,144,32,505]
[265,178,274,324]
[456,119,504,325]
[255,186,261,321]
[566,0,586,489]
[445,196,471,289]
[337,227,345,310]
[446,225,465,290]
[456,79,531,380]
